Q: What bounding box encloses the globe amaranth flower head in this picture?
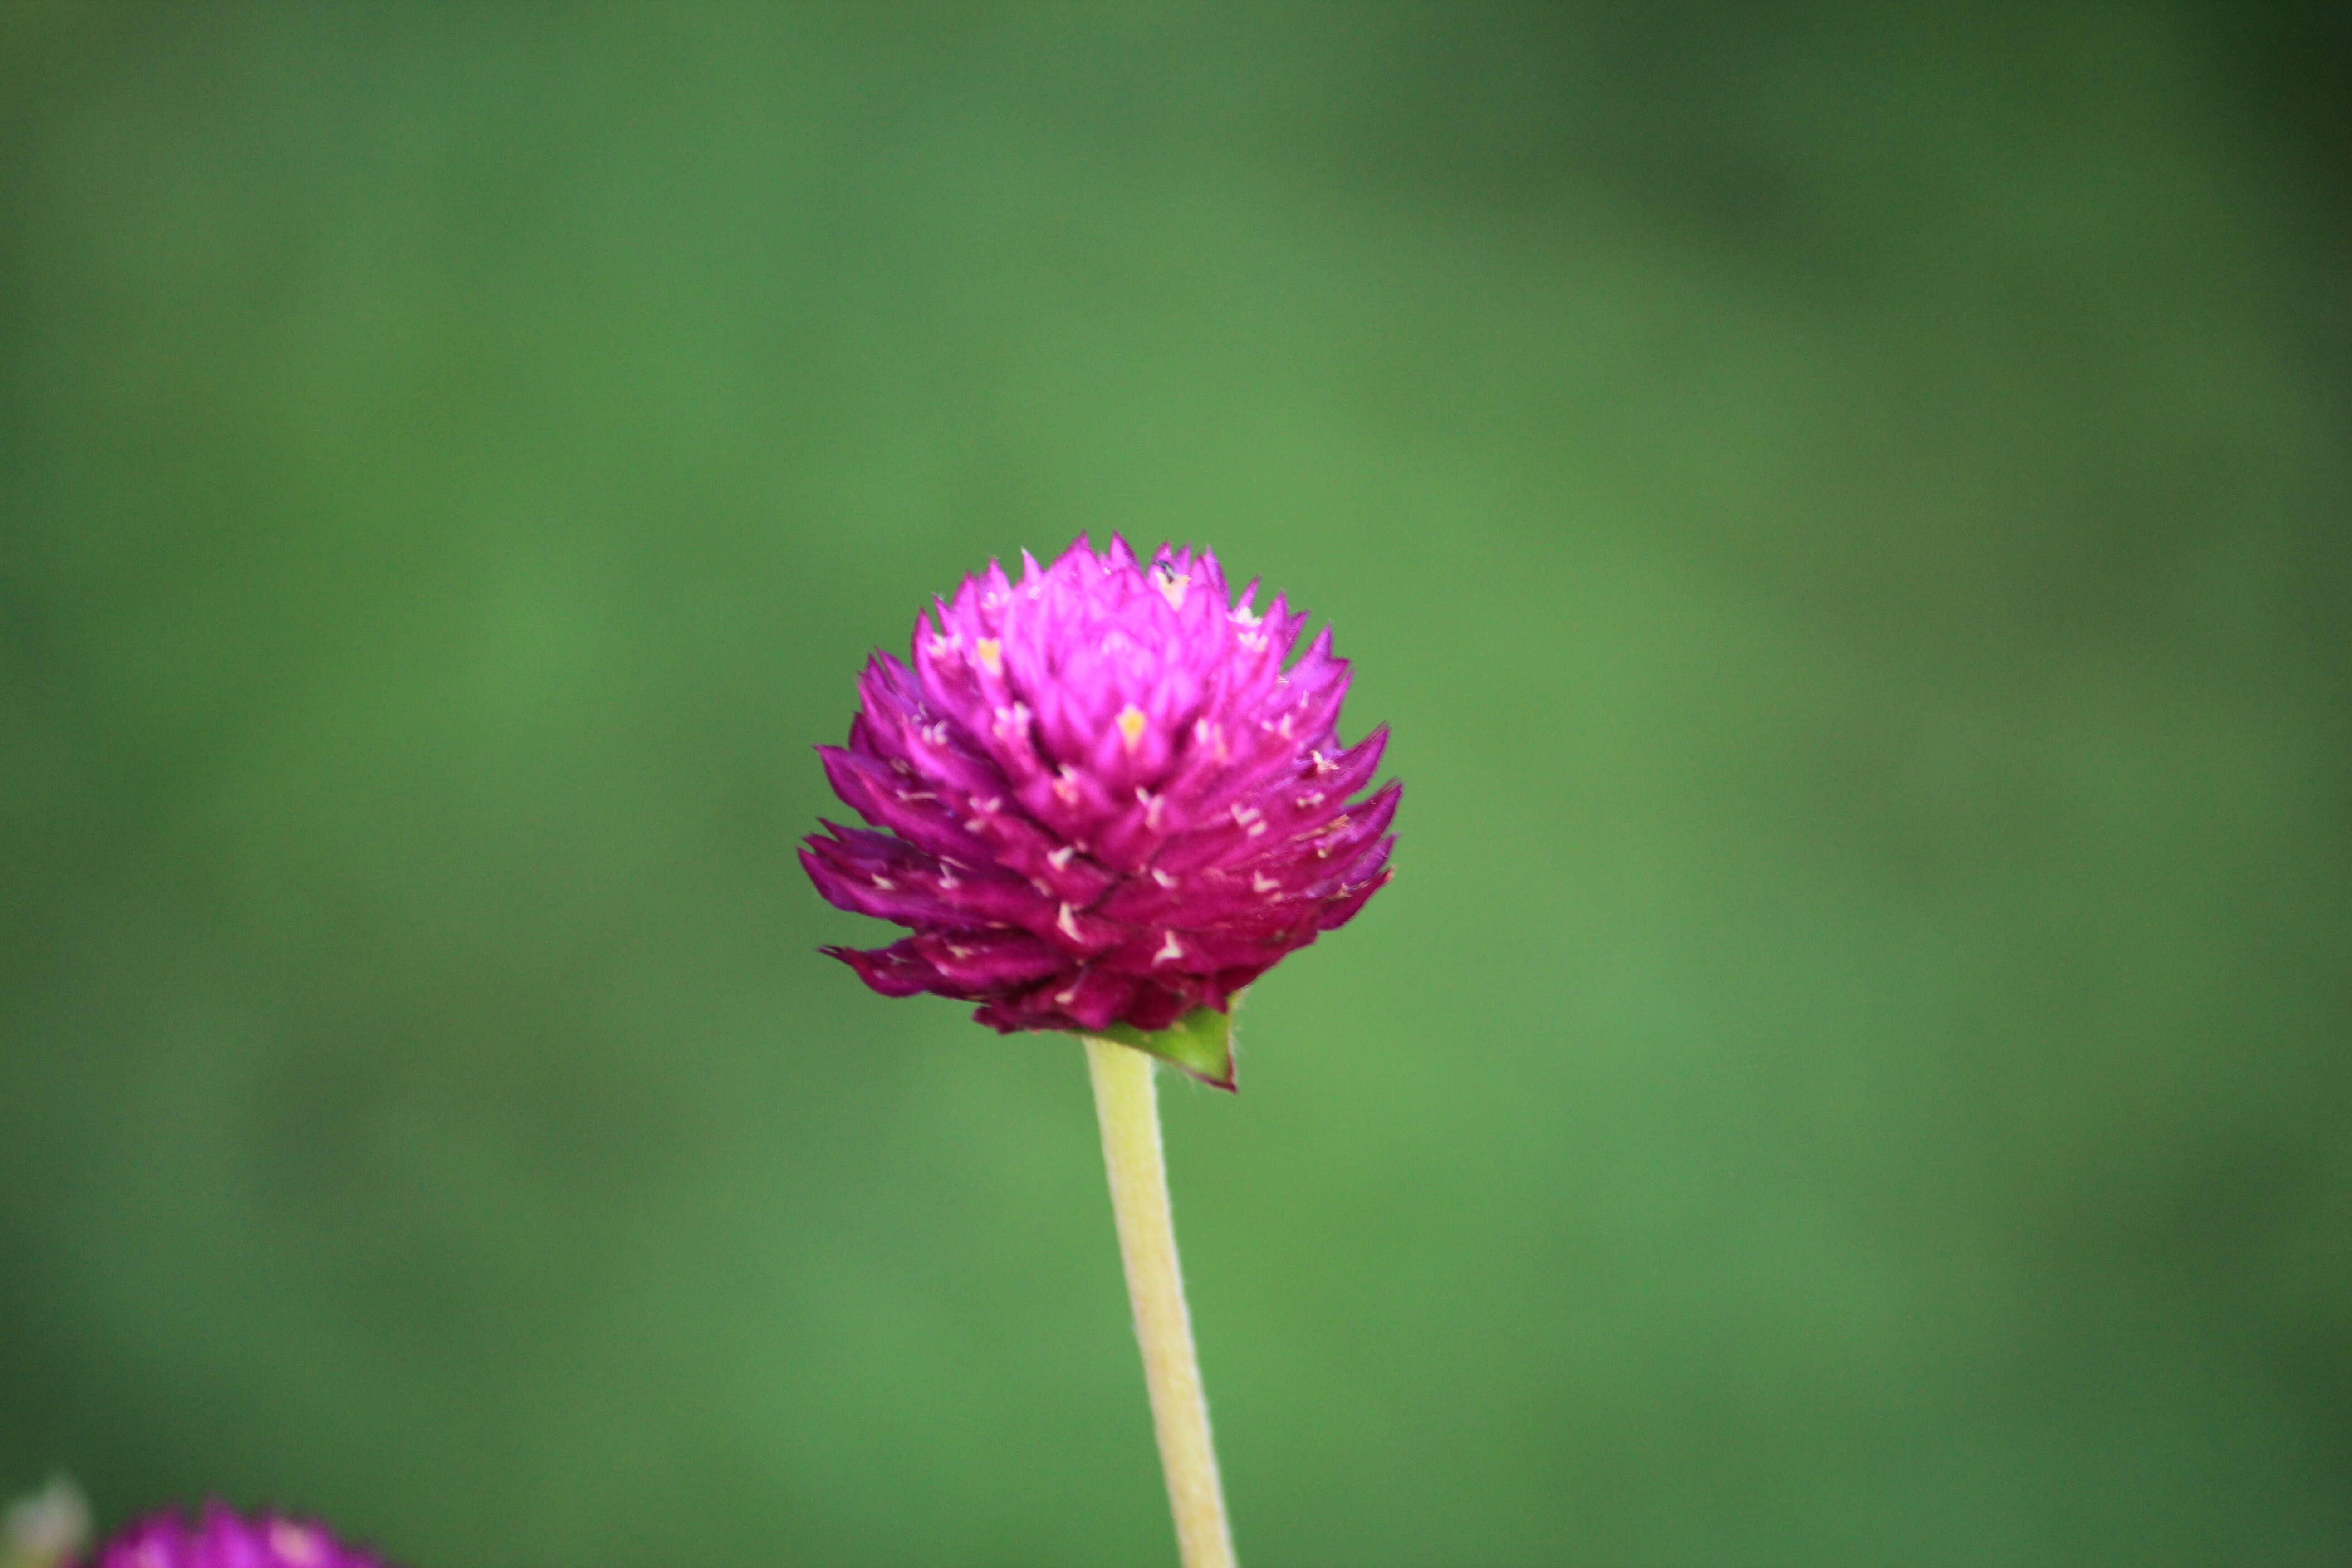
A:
[78,1504,391,1568]
[803,536,1397,1083]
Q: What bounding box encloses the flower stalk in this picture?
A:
[804,537,1397,1565]
[1084,1035,1235,1568]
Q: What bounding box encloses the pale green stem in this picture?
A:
[1084,1035,1238,1568]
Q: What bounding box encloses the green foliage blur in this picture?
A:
[5,5,2349,1563]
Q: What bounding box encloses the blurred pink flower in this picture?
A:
[81,1504,389,1568]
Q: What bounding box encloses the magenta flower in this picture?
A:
[803,536,1396,1083]
[79,1504,390,1568]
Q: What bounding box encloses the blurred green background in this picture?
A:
[4,4,2349,1563]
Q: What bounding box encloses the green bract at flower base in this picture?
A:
[1081,1004,1235,1089]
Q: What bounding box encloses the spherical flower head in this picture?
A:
[79,1504,390,1568]
[803,536,1397,1083]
